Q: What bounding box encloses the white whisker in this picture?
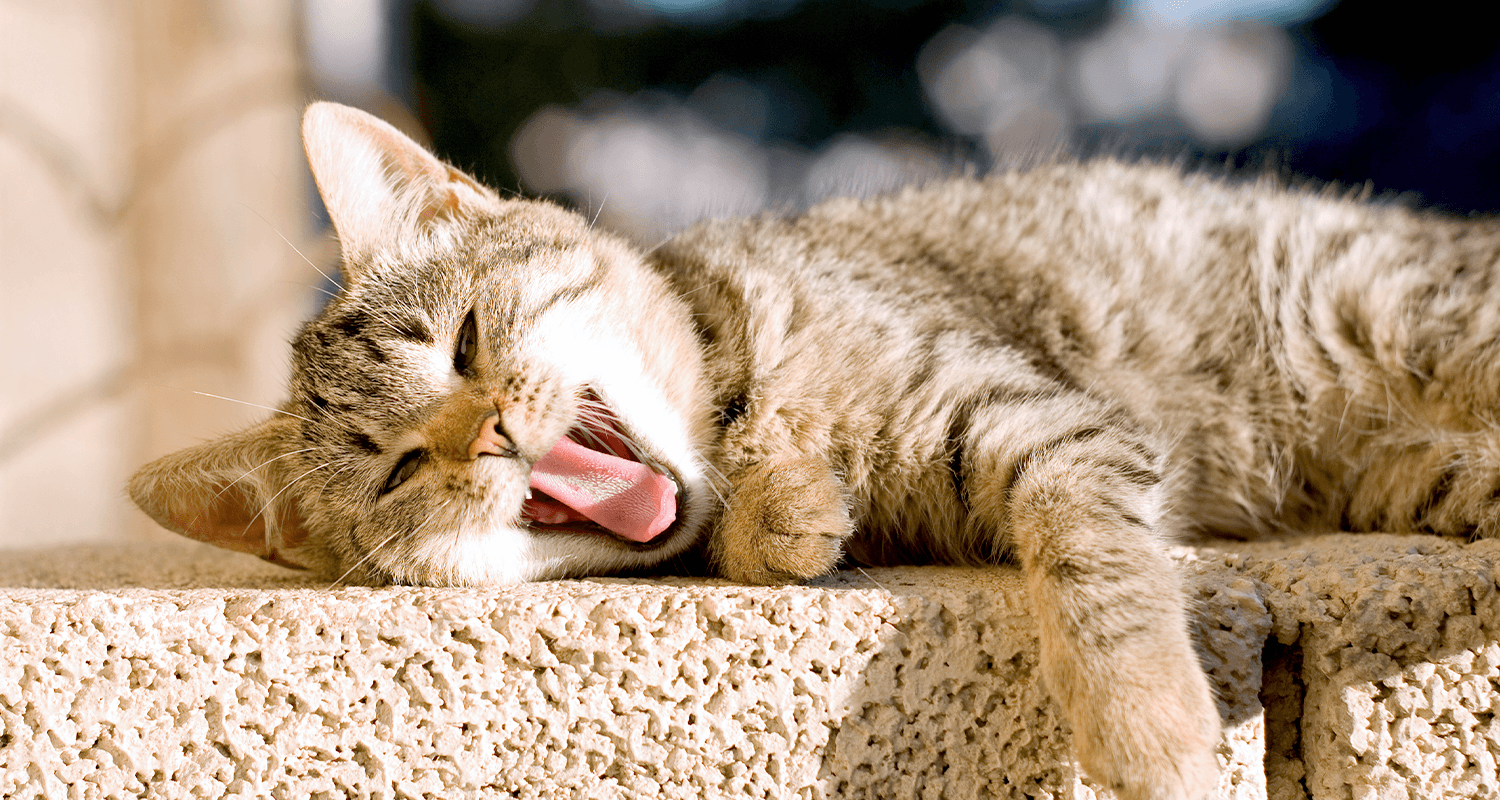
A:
[365,305,420,339]
[315,461,362,498]
[300,393,360,433]
[691,457,730,504]
[192,391,315,425]
[240,202,339,288]
[241,462,330,545]
[590,191,610,229]
[642,234,675,257]
[856,567,889,592]
[207,447,325,506]
[287,279,338,300]
[575,402,657,465]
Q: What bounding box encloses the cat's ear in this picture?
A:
[128,417,320,571]
[301,101,497,272]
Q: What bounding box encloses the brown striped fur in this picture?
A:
[131,103,1500,799]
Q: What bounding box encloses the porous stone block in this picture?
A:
[1195,534,1500,800]
[0,542,1262,799]
[2,534,1496,799]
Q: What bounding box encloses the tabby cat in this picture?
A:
[130,102,1500,799]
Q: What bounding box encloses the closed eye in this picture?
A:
[383,449,424,495]
[454,309,479,375]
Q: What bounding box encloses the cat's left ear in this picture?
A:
[128,417,325,571]
[301,101,498,274]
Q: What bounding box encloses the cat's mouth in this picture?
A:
[520,393,681,547]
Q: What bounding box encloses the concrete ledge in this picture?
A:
[1191,535,1500,800]
[1,535,1496,799]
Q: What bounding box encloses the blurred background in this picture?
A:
[1,0,1497,549]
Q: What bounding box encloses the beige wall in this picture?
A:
[0,0,319,548]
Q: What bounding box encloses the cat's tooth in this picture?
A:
[524,488,534,500]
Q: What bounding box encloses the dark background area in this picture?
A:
[399,0,1500,216]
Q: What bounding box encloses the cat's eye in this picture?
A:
[383,450,424,495]
[454,309,479,375]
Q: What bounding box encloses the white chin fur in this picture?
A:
[397,501,711,586]
[401,526,617,584]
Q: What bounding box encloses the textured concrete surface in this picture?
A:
[1,534,1496,799]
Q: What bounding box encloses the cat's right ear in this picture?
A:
[301,101,498,274]
[128,418,322,571]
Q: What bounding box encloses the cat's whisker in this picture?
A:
[191,391,316,425]
[592,193,609,229]
[694,459,730,504]
[571,425,612,453]
[239,201,339,289]
[573,402,619,433]
[286,279,338,301]
[240,461,331,544]
[315,461,362,498]
[617,431,653,465]
[576,404,656,465]
[299,394,361,434]
[329,529,403,588]
[207,447,325,506]
[366,306,422,339]
[856,567,888,592]
[177,446,331,538]
[641,234,675,257]
[573,399,700,498]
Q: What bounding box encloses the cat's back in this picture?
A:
[660,158,1476,372]
[657,160,1306,375]
[665,160,1279,313]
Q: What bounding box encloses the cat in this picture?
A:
[129,101,1500,800]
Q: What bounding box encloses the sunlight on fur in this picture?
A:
[130,102,1500,800]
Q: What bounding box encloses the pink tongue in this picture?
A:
[527,437,677,543]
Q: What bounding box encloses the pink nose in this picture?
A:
[469,413,516,459]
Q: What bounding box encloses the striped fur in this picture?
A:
[131,103,1500,799]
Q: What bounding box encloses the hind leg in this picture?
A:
[1342,428,1500,537]
[1312,305,1500,537]
[1297,229,1500,537]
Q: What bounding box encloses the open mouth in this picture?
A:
[521,392,681,545]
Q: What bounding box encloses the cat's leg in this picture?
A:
[1339,430,1500,537]
[1295,235,1500,537]
[959,393,1220,800]
[708,456,854,584]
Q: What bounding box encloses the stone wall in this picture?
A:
[3,533,1496,799]
[0,0,316,548]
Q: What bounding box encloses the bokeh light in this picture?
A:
[304,0,390,102]
[404,0,1500,236]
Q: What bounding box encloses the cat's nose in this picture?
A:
[469,412,518,459]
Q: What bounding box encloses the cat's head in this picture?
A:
[129,102,717,585]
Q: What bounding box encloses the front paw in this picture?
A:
[1066,653,1221,800]
[709,458,853,585]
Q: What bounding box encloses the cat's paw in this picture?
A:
[710,458,853,585]
[1067,654,1221,800]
